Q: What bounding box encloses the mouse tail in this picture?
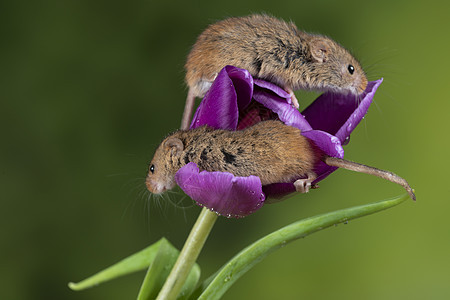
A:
[323,156,416,200]
[181,89,196,130]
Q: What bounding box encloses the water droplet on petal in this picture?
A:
[343,135,350,145]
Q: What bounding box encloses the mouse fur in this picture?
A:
[146,120,415,200]
[146,120,320,194]
[185,14,368,98]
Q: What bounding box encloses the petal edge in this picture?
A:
[175,163,265,218]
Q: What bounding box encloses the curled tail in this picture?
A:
[323,156,416,200]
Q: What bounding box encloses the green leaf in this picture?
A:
[68,238,164,291]
[68,237,200,298]
[137,239,201,300]
[195,194,410,300]
[136,239,178,299]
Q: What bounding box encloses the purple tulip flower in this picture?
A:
[175,66,382,218]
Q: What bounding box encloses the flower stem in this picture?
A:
[156,207,218,300]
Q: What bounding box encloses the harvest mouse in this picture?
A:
[146,120,415,200]
[181,14,368,129]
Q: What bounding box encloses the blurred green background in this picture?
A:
[1,0,449,299]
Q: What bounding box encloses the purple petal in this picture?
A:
[252,86,312,132]
[175,163,265,218]
[262,183,296,203]
[224,66,253,111]
[301,130,344,183]
[190,66,254,130]
[334,79,383,143]
[301,79,383,143]
[190,68,239,130]
[302,130,344,159]
[263,130,344,200]
[254,79,291,101]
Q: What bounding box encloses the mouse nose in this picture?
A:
[352,74,368,94]
[145,178,153,192]
[146,178,160,194]
[146,178,168,194]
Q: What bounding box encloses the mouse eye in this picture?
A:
[348,64,355,75]
[149,164,155,174]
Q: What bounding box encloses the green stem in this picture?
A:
[156,207,218,300]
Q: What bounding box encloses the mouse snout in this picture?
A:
[145,177,165,194]
[348,70,368,94]
[356,74,368,94]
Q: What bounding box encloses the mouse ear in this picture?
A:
[310,38,332,63]
[165,138,184,157]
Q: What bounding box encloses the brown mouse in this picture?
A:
[181,14,368,129]
[146,120,415,200]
